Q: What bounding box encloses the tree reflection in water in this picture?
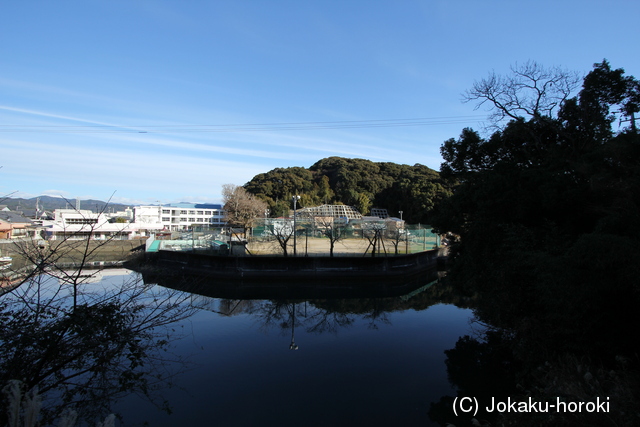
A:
[195,288,435,350]
[0,269,199,426]
[250,300,357,348]
[122,269,473,425]
[201,297,406,349]
[428,326,520,426]
[429,300,639,426]
[163,271,449,352]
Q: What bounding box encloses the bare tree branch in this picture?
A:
[463,61,581,127]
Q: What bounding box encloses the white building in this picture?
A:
[43,209,163,240]
[42,203,226,240]
[136,203,226,231]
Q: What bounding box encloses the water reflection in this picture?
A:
[110,269,475,426]
[0,268,199,426]
[142,269,447,350]
[2,265,476,426]
[428,328,520,426]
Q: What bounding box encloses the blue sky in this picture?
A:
[2,1,639,205]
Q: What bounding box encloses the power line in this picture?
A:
[0,115,484,134]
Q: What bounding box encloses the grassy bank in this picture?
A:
[1,239,145,264]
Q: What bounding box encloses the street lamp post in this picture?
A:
[292,195,300,256]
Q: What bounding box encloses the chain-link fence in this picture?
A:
[156,220,439,256]
[248,217,439,256]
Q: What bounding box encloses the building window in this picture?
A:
[162,210,170,214]
[66,218,99,225]
[162,217,170,222]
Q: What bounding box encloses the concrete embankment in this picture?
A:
[145,248,444,281]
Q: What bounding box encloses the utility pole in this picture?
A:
[292,195,300,256]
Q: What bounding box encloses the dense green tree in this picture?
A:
[243,166,313,217]
[433,60,640,358]
[269,200,290,218]
[376,164,450,224]
[431,60,640,426]
[316,175,335,205]
[354,192,372,216]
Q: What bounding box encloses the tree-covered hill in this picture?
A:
[243,157,452,223]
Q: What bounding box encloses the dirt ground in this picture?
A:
[247,236,432,256]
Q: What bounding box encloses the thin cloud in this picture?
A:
[115,133,310,161]
[0,105,128,128]
[42,191,71,198]
[0,78,89,98]
[2,137,268,196]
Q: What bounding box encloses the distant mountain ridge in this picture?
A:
[1,196,131,214]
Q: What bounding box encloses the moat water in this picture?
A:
[119,269,473,426]
[7,268,476,426]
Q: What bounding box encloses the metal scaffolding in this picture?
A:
[295,204,363,220]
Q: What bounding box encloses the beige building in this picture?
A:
[0,211,41,240]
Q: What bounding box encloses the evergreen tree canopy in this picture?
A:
[432,60,640,360]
